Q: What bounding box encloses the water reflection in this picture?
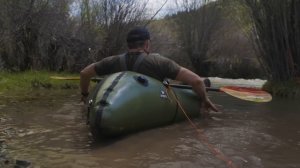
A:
[1,90,300,168]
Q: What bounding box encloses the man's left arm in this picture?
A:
[175,67,218,112]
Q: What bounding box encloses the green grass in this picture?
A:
[0,71,82,104]
[0,71,80,94]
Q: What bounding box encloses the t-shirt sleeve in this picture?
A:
[94,56,119,76]
[154,54,181,79]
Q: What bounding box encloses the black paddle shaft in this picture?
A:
[164,82,220,92]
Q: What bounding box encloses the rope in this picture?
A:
[166,86,238,168]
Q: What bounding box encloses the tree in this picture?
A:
[98,0,148,57]
[174,0,222,76]
[242,0,300,81]
[0,0,149,72]
[76,0,148,60]
[0,0,73,71]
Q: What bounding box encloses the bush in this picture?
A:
[263,80,300,98]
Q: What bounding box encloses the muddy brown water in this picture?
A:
[0,90,300,168]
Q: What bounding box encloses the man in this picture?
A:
[80,27,218,114]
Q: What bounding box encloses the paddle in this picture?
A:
[50,76,103,82]
[167,83,272,103]
[50,76,81,80]
[50,76,272,102]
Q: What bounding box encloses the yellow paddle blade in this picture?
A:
[220,86,272,103]
[50,76,80,80]
[50,76,103,82]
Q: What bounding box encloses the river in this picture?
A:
[0,84,300,168]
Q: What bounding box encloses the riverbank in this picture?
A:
[263,80,300,98]
[0,71,80,103]
[0,71,79,91]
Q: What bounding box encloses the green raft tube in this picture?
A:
[87,71,201,138]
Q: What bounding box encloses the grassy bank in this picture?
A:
[0,71,79,95]
[263,80,300,98]
[0,71,79,102]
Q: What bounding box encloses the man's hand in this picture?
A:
[80,63,97,104]
[81,95,88,104]
[201,98,218,119]
[203,98,218,112]
[175,67,220,118]
[80,92,89,104]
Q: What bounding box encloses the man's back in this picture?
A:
[94,52,180,81]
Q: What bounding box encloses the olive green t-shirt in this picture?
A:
[94,52,181,81]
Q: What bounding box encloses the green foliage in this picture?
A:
[0,0,75,71]
[168,0,263,79]
[3,0,294,82]
[241,0,300,81]
[0,0,148,72]
[221,0,253,37]
[263,80,300,98]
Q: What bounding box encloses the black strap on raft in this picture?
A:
[119,52,145,71]
[94,72,126,129]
